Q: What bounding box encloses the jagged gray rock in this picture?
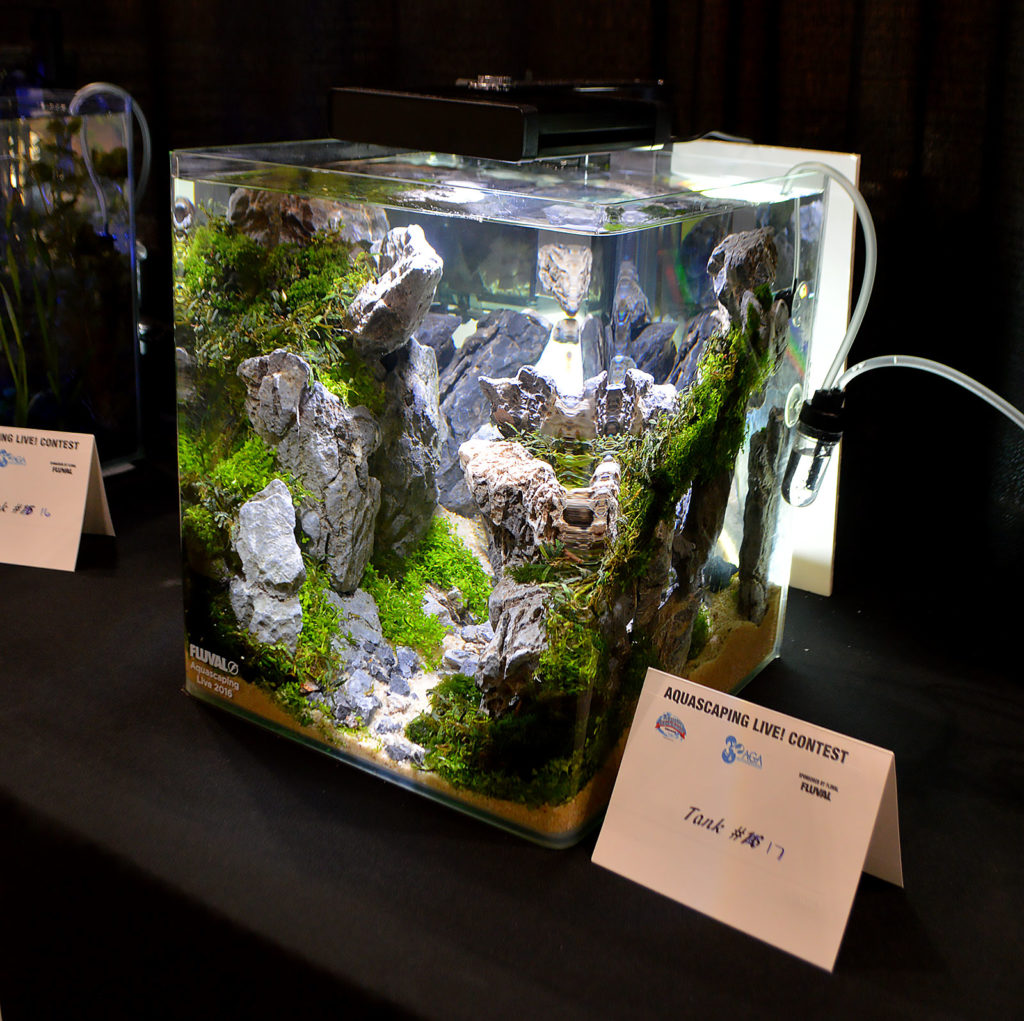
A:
[580,314,607,382]
[330,668,382,727]
[227,189,388,247]
[738,408,789,623]
[348,225,443,358]
[667,310,722,390]
[233,479,305,593]
[611,261,650,353]
[437,309,549,511]
[459,439,563,572]
[413,312,460,372]
[709,227,778,324]
[327,588,397,689]
[479,364,678,440]
[237,350,311,442]
[238,350,382,594]
[477,577,549,716]
[437,420,500,517]
[479,365,598,439]
[229,479,305,653]
[442,647,480,677]
[537,242,592,316]
[370,339,443,560]
[631,321,679,382]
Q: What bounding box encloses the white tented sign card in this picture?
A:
[0,426,114,571]
[593,668,902,971]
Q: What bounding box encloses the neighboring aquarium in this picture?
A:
[171,140,828,845]
[1,90,140,462]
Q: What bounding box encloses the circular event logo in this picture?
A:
[655,712,687,742]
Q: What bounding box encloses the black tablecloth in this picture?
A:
[1,462,1021,1019]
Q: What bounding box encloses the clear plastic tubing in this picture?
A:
[70,81,152,211]
[784,161,878,390]
[839,355,1024,432]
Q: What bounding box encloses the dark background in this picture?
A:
[3,0,1022,641]
[1,4,1022,1018]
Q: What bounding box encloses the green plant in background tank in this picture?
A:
[1,113,133,437]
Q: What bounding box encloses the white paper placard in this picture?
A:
[0,426,114,571]
[593,668,902,971]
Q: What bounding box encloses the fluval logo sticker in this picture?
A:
[189,643,239,675]
[0,448,27,467]
[655,712,687,742]
[722,735,763,769]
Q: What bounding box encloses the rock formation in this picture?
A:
[370,339,443,560]
[412,312,460,372]
[437,309,550,513]
[459,440,564,572]
[229,479,305,653]
[478,364,677,440]
[476,576,549,716]
[226,189,389,247]
[537,242,592,316]
[738,408,789,623]
[348,225,443,358]
[611,260,650,354]
[708,227,778,325]
[237,349,382,594]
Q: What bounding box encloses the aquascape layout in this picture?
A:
[172,146,824,844]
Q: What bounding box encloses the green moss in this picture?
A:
[176,213,381,412]
[178,428,306,560]
[182,223,268,311]
[403,516,492,620]
[361,562,447,668]
[363,515,494,663]
[607,318,772,590]
[690,603,711,658]
[210,434,277,499]
[406,630,651,807]
[181,502,220,551]
[293,558,343,681]
[317,348,386,414]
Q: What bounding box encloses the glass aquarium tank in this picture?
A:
[171,140,830,845]
[1,89,141,462]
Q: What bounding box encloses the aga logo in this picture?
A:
[0,448,27,467]
[722,735,763,769]
[655,712,687,742]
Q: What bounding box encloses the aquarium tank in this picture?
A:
[1,89,141,461]
[171,139,830,845]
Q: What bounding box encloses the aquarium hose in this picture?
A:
[783,355,1024,507]
[783,161,878,390]
[69,82,152,229]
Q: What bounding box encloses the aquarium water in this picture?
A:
[171,140,829,845]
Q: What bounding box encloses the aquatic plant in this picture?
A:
[363,514,494,665]
[176,214,383,412]
[192,554,346,729]
[361,563,448,668]
[1,115,131,432]
[406,637,648,806]
[178,430,306,557]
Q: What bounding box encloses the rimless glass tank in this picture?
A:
[172,138,832,845]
